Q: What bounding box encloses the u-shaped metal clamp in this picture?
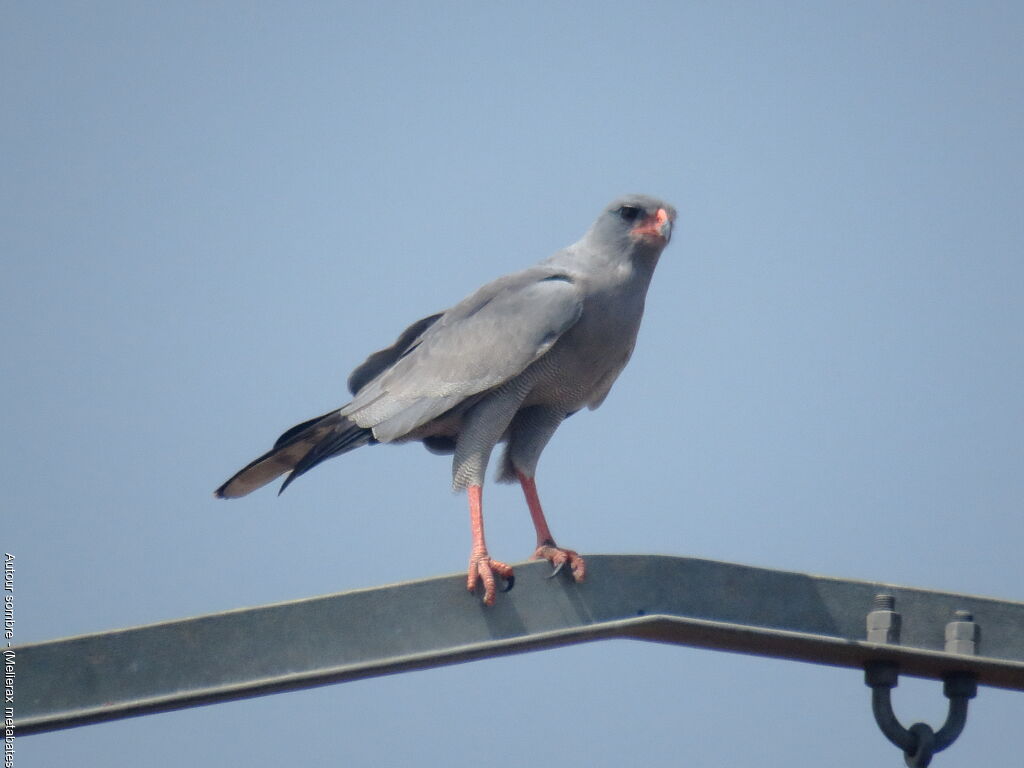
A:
[864,661,978,767]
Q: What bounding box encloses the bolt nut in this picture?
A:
[867,611,902,643]
[945,612,979,655]
[867,595,901,644]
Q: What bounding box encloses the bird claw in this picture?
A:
[533,543,586,582]
[467,551,514,606]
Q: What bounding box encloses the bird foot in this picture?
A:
[467,550,515,606]
[533,542,586,582]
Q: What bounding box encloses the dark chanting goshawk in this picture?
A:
[216,195,676,605]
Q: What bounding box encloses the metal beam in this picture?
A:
[12,555,1024,735]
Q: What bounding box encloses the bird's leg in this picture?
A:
[466,484,514,605]
[516,471,586,581]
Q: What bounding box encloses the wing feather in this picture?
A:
[342,269,582,441]
[346,313,443,395]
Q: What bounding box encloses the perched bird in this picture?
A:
[216,194,676,605]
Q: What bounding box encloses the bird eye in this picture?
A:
[617,205,643,222]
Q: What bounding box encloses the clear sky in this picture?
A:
[3,2,1023,766]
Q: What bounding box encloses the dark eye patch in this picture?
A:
[617,205,643,222]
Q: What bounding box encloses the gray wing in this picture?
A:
[342,270,583,442]
[346,312,443,395]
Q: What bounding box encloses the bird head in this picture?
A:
[584,195,677,256]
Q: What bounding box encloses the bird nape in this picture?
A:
[216,194,676,605]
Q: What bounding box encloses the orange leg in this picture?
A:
[466,484,514,605]
[517,471,586,582]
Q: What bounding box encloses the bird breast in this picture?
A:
[520,276,649,412]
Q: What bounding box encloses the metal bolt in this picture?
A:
[945,610,978,655]
[867,593,901,644]
[873,594,895,611]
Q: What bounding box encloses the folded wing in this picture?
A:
[345,271,583,442]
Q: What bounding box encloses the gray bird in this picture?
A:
[216,194,676,605]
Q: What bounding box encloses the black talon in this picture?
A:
[501,574,515,592]
[545,561,565,579]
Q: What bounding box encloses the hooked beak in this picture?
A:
[630,207,673,244]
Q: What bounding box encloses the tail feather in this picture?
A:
[214,411,373,499]
[272,413,332,449]
[277,421,375,495]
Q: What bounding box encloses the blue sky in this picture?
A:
[3,2,1023,766]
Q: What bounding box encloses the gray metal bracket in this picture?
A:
[863,596,984,766]
[11,555,1024,744]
